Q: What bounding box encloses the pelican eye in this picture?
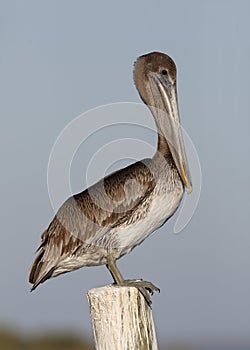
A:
[161,69,168,75]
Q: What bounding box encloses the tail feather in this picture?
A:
[29,250,44,284]
[29,249,55,291]
[30,266,55,291]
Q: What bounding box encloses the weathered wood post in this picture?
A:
[87,285,158,350]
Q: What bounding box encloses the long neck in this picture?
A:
[148,104,171,159]
[156,133,171,158]
[142,84,172,159]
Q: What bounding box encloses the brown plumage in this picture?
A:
[29,160,156,290]
[29,52,192,303]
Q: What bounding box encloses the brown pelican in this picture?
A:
[29,52,192,304]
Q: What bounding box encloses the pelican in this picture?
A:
[29,52,192,304]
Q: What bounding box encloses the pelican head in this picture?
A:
[134,51,192,194]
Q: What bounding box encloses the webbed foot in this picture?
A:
[117,279,160,306]
[106,257,160,307]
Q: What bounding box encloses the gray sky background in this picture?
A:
[1,0,249,346]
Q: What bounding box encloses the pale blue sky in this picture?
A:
[1,0,249,346]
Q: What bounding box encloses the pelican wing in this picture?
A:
[29,159,156,289]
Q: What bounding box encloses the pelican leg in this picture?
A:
[106,256,124,284]
[106,256,160,306]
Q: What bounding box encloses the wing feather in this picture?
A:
[29,159,156,289]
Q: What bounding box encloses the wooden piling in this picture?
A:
[87,285,158,350]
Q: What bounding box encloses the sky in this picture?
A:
[0,0,250,346]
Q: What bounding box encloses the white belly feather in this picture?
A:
[113,180,184,258]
